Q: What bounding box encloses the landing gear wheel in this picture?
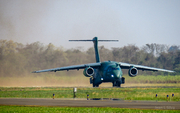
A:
[112,81,121,87]
[92,78,99,87]
[93,83,99,87]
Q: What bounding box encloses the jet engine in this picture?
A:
[83,67,94,77]
[128,67,138,77]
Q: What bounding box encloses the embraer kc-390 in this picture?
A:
[33,37,175,87]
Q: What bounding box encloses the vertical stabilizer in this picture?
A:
[69,37,118,63]
[93,37,100,62]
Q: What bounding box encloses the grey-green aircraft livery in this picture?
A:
[33,37,175,87]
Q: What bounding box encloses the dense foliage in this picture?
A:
[0,40,180,77]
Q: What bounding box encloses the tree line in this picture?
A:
[0,39,179,77]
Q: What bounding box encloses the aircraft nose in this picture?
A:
[111,71,120,79]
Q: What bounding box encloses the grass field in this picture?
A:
[0,106,179,113]
[1,75,180,112]
[0,87,179,112]
[0,87,179,101]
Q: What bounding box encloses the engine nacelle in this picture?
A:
[128,67,138,77]
[83,67,94,77]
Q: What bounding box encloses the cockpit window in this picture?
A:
[107,67,112,72]
[107,67,120,72]
[112,68,120,70]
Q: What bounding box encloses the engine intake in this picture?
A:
[83,67,94,77]
[128,67,138,77]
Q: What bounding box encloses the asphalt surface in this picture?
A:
[0,98,179,110]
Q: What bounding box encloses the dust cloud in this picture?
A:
[0,75,90,87]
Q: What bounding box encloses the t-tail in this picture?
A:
[69,37,118,63]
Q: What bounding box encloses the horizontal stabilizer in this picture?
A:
[69,37,118,63]
[69,40,118,42]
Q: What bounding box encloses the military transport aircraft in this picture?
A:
[33,37,175,87]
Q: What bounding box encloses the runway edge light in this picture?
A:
[53,94,55,99]
[156,94,158,98]
[87,95,89,100]
[73,88,77,98]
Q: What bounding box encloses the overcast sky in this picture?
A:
[0,0,180,50]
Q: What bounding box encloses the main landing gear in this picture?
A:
[112,81,121,87]
[93,79,99,87]
[92,78,99,87]
[93,83,99,87]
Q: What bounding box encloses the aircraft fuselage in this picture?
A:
[92,61,124,87]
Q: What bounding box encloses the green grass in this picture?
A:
[1,87,179,112]
[0,87,179,101]
[0,106,179,113]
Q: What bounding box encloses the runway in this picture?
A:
[0,98,179,110]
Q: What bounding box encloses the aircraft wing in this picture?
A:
[32,62,101,73]
[119,62,175,73]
